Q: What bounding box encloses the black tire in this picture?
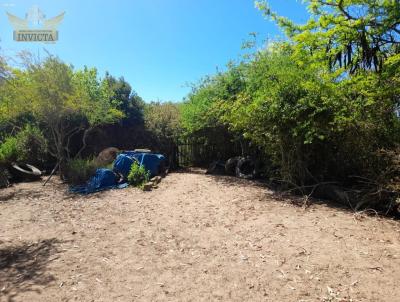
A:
[235,157,256,179]
[225,156,241,175]
[10,163,42,181]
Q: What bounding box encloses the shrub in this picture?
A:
[64,158,102,185]
[127,161,150,188]
[16,125,47,164]
[0,125,46,165]
[144,102,181,167]
[0,136,18,164]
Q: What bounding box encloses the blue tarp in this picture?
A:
[120,152,165,177]
[113,154,136,178]
[71,151,165,195]
[70,168,121,195]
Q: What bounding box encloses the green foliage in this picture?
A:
[105,73,145,126]
[179,0,400,190]
[0,54,128,176]
[16,125,47,164]
[64,158,102,185]
[256,0,400,73]
[181,66,246,137]
[180,67,247,163]
[144,102,181,165]
[145,102,181,141]
[181,78,222,136]
[0,136,18,164]
[73,66,124,126]
[127,161,150,188]
[0,125,46,165]
[0,0,397,212]
[181,41,400,184]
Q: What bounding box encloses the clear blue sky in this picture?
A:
[0,0,308,102]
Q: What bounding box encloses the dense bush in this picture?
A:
[0,55,126,177]
[127,161,150,188]
[180,67,248,163]
[181,0,400,176]
[0,136,18,164]
[0,125,46,165]
[178,1,400,212]
[64,158,103,185]
[144,102,181,167]
[181,49,400,187]
[18,125,47,164]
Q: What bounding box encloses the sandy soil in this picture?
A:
[1,169,400,302]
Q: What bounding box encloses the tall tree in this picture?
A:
[256,0,400,72]
[105,73,144,126]
[0,55,124,175]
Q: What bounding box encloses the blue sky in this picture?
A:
[0,0,308,102]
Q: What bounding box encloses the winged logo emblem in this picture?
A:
[6,6,65,43]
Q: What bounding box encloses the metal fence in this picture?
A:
[177,140,241,167]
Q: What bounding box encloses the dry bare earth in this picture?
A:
[1,169,400,302]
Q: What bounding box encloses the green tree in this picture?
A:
[256,0,400,73]
[72,66,123,161]
[0,55,124,175]
[104,73,144,126]
[180,66,248,160]
[144,102,181,166]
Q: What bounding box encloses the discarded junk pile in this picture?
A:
[71,150,166,194]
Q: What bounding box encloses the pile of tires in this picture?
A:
[225,156,256,179]
[225,157,241,176]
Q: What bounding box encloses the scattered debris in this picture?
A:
[368,266,383,272]
[151,176,162,185]
[71,150,166,194]
[143,182,153,191]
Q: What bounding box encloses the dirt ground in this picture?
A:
[1,169,400,302]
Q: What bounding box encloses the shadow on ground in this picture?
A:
[0,239,63,302]
[180,167,392,218]
[176,167,268,187]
